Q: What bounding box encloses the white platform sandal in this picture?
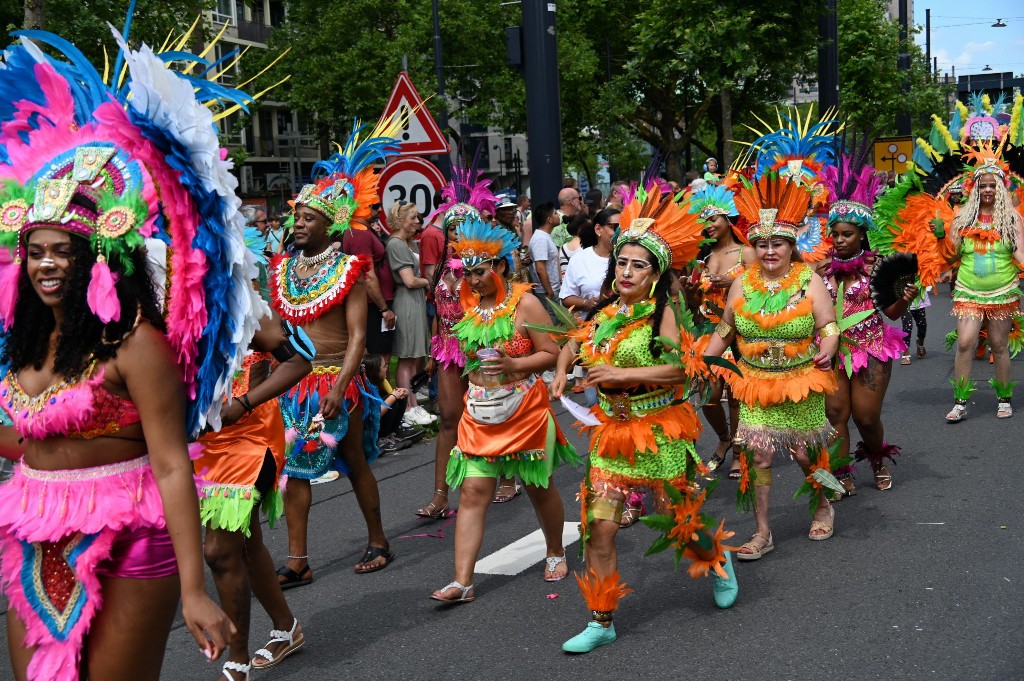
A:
[221,660,251,680]
[251,618,304,670]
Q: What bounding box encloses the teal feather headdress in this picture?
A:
[452,218,520,268]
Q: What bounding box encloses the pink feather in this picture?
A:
[319,432,338,449]
[87,259,121,323]
[0,250,21,330]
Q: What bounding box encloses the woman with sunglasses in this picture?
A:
[430,219,579,604]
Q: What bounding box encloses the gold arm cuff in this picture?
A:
[715,321,734,339]
[818,322,840,339]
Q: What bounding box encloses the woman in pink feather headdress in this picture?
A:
[415,163,497,519]
[821,148,917,497]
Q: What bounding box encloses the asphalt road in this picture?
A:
[2,291,1022,680]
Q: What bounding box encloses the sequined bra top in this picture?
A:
[0,361,141,441]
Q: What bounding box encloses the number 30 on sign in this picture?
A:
[378,157,446,231]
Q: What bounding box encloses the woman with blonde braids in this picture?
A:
[551,187,738,655]
[705,174,841,561]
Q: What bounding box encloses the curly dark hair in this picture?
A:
[3,235,166,379]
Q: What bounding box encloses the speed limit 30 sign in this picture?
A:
[378,157,446,231]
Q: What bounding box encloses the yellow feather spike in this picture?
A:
[116,61,130,91]
[185,21,231,75]
[930,114,957,152]
[207,46,249,82]
[981,93,992,113]
[158,27,176,53]
[915,137,939,162]
[173,15,203,52]
[102,45,110,85]
[236,47,292,89]
[212,75,291,121]
[1009,92,1023,146]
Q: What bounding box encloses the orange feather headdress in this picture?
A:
[615,186,703,271]
[734,174,813,242]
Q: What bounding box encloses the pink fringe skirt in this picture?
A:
[841,320,907,375]
[431,334,466,371]
[0,455,175,681]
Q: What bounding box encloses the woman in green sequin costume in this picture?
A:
[551,187,738,655]
[705,175,841,562]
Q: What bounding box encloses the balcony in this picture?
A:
[237,19,272,44]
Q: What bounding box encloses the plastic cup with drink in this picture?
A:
[476,347,503,387]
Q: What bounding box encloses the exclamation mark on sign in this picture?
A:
[399,103,412,141]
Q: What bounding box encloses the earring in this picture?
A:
[649,279,658,299]
[611,280,619,295]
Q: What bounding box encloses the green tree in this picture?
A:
[838,0,950,137]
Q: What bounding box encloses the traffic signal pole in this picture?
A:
[521,0,563,204]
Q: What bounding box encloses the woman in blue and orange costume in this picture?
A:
[550,186,739,655]
[416,161,497,520]
[688,182,754,479]
[429,218,581,604]
[705,174,843,563]
[194,227,316,679]
[819,147,916,498]
[0,18,272,680]
[268,116,403,583]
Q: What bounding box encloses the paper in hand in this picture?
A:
[560,395,601,426]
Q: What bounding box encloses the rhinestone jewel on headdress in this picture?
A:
[1,199,28,233]
[623,217,655,238]
[758,208,778,230]
[699,206,726,220]
[33,179,78,222]
[74,147,117,183]
[785,160,805,182]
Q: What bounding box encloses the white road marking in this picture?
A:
[475,522,579,575]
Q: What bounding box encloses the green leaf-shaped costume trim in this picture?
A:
[989,378,1017,400]
[199,485,283,537]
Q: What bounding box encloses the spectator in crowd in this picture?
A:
[606,180,628,210]
[362,355,424,454]
[584,188,603,218]
[563,176,578,189]
[342,196,397,365]
[496,194,532,281]
[558,213,588,277]
[529,201,562,318]
[684,169,700,186]
[517,194,532,229]
[558,186,583,219]
[703,157,722,183]
[419,211,446,404]
[266,212,286,255]
[385,202,436,426]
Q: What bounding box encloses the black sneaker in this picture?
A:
[381,434,413,454]
[395,426,426,443]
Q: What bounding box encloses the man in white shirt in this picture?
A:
[528,201,561,318]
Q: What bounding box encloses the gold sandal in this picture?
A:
[735,532,774,561]
[808,505,835,541]
[872,463,892,491]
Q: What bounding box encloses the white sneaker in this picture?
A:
[415,388,430,402]
[406,406,437,426]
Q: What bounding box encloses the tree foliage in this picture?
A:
[837,0,950,137]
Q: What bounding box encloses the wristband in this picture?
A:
[239,394,254,413]
[380,306,391,313]
[715,321,734,339]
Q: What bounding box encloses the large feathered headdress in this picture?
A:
[296,112,407,236]
[452,217,519,269]
[0,9,282,435]
[734,174,812,242]
[434,148,497,230]
[822,134,885,232]
[740,106,842,185]
[616,185,703,272]
[688,183,738,223]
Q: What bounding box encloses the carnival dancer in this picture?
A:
[705,174,842,561]
[196,305,315,678]
[688,183,754,479]
[938,146,1024,421]
[430,218,580,604]
[820,150,916,496]
[268,117,403,582]
[552,187,739,654]
[417,163,497,519]
[0,21,271,679]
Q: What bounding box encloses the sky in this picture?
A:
[914,1,1024,78]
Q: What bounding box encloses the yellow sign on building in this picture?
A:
[873,136,914,176]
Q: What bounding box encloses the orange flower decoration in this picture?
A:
[667,489,707,549]
[577,481,590,538]
[677,331,710,380]
[738,451,751,495]
[804,447,831,491]
[682,519,738,580]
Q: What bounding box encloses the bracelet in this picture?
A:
[380,306,391,313]
[238,394,254,413]
[818,322,841,338]
[715,321,734,339]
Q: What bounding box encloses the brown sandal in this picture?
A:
[735,532,774,561]
[916,343,927,359]
[808,505,835,541]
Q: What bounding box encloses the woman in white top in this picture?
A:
[560,209,620,315]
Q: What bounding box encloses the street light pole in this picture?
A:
[521,0,563,203]
[896,0,912,135]
[431,0,452,178]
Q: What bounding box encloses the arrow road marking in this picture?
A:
[475,522,579,576]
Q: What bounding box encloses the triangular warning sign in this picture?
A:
[382,72,450,156]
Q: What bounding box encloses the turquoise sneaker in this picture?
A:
[712,550,739,609]
[562,622,617,653]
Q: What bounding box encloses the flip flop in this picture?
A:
[354,546,395,574]
[276,564,313,590]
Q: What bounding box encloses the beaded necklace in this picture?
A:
[453,282,532,373]
[741,262,808,314]
[579,299,656,367]
[269,251,368,325]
